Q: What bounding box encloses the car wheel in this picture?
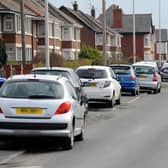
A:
[116,92,121,105]
[109,94,115,107]
[136,86,140,95]
[131,89,136,96]
[153,88,158,94]
[75,117,85,141]
[63,126,74,150]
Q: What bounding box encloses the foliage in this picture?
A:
[0,39,7,67]
[64,59,92,69]
[79,46,103,65]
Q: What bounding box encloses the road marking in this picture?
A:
[12,167,41,168]
[0,151,24,165]
[127,96,140,104]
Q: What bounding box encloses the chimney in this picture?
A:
[91,5,95,18]
[112,5,123,28]
[73,1,78,11]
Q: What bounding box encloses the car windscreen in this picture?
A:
[111,66,131,75]
[76,69,108,79]
[0,80,64,99]
[32,70,70,80]
[133,66,155,75]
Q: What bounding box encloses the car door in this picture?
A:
[109,68,121,99]
[64,81,84,129]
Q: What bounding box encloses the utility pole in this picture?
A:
[133,0,136,63]
[159,0,162,67]
[102,0,107,66]
[20,0,26,65]
[45,0,50,67]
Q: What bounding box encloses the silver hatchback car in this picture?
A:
[133,61,161,93]
[0,74,87,150]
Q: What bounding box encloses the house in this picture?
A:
[60,1,122,64]
[0,0,82,63]
[155,29,168,61]
[98,4,155,62]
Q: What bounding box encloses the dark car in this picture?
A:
[0,77,6,87]
[109,64,139,96]
[160,67,168,82]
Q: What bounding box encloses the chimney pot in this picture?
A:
[91,5,95,18]
[73,1,78,11]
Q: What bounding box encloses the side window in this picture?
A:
[109,69,116,79]
[65,81,78,100]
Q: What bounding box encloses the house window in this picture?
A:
[111,35,116,46]
[75,28,80,41]
[6,47,14,61]
[38,22,45,36]
[144,35,151,47]
[63,27,71,40]
[3,15,14,32]
[63,51,74,60]
[26,48,32,61]
[49,22,53,37]
[25,17,32,34]
[16,47,22,61]
[96,34,103,45]
[55,23,61,39]
[16,15,21,33]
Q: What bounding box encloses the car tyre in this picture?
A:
[109,94,115,107]
[131,89,136,96]
[63,126,74,150]
[75,117,85,141]
[116,92,121,105]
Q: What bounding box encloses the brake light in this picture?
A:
[55,102,71,115]
[129,75,135,80]
[153,73,158,81]
[0,108,3,114]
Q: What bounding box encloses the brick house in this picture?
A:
[0,0,82,63]
[60,2,122,64]
[155,29,168,61]
[98,4,155,62]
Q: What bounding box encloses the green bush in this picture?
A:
[79,46,103,65]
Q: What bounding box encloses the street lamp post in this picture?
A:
[159,0,162,67]
[45,0,50,67]
[102,0,107,66]
[133,0,136,63]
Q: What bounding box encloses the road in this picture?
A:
[0,83,168,168]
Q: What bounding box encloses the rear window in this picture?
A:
[32,70,70,80]
[76,69,108,79]
[133,66,155,75]
[111,66,131,75]
[0,80,64,99]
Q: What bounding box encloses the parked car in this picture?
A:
[109,64,139,96]
[76,66,121,107]
[160,65,168,82]
[133,61,161,93]
[0,74,88,150]
[32,67,84,98]
[0,77,6,87]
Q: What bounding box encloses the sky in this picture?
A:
[48,0,168,29]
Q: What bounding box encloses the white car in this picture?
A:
[0,74,87,150]
[76,66,121,107]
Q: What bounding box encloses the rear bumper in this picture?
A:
[0,122,71,137]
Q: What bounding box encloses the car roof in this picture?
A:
[76,65,110,70]
[32,67,73,72]
[133,61,157,67]
[7,74,67,83]
[109,64,132,67]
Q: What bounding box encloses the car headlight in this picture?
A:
[103,81,111,88]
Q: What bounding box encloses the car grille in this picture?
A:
[0,122,67,130]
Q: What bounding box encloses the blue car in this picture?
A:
[0,77,6,87]
[109,64,139,96]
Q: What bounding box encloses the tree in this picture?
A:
[79,46,103,65]
[0,39,7,67]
